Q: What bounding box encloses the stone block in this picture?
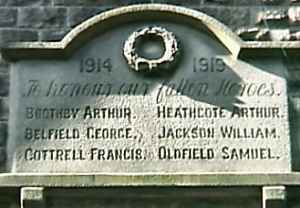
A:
[155,0,202,5]
[0,0,50,6]
[68,7,108,27]
[259,0,286,5]
[0,29,38,46]
[18,8,67,29]
[39,29,70,41]
[0,62,9,74]
[236,27,271,41]
[204,0,233,4]
[197,6,250,29]
[13,0,51,6]
[291,0,300,4]
[0,75,9,97]
[53,0,124,6]
[256,8,288,25]
[0,147,6,164]
[0,0,11,6]
[0,98,8,121]
[0,9,17,27]
[123,0,151,4]
[284,57,300,81]
[288,6,300,24]
[0,123,7,146]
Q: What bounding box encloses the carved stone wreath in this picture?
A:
[123,26,179,72]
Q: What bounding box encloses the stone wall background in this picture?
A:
[0,0,300,172]
[1,0,300,43]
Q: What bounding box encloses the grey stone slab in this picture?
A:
[0,4,293,176]
[8,24,291,174]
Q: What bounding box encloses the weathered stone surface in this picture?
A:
[197,6,250,29]
[260,0,286,5]
[0,147,6,164]
[53,0,125,6]
[128,0,155,3]
[204,0,233,4]
[204,0,285,6]
[21,187,45,208]
[237,6,300,41]
[157,0,202,5]
[6,6,291,174]
[281,30,300,40]
[0,123,7,146]
[0,9,17,27]
[269,29,291,40]
[284,57,300,81]
[68,7,108,27]
[0,98,8,121]
[0,0,13,6]
[39,29,70,41]
[13,0,51,6]
[0,61,9,74]
[227,7,251,29]
[236,27,271,41]
[288,6,300,24]
[289,90,300,170]
[256,9,288,25]
[0,0,50,6]
[0,29,38,46]
[18,8,67,29]
[0,2,299,208]
[0,75,9,97]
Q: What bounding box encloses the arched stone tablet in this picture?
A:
[0,4,293,177]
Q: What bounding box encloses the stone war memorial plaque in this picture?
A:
[1,4,293,174]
